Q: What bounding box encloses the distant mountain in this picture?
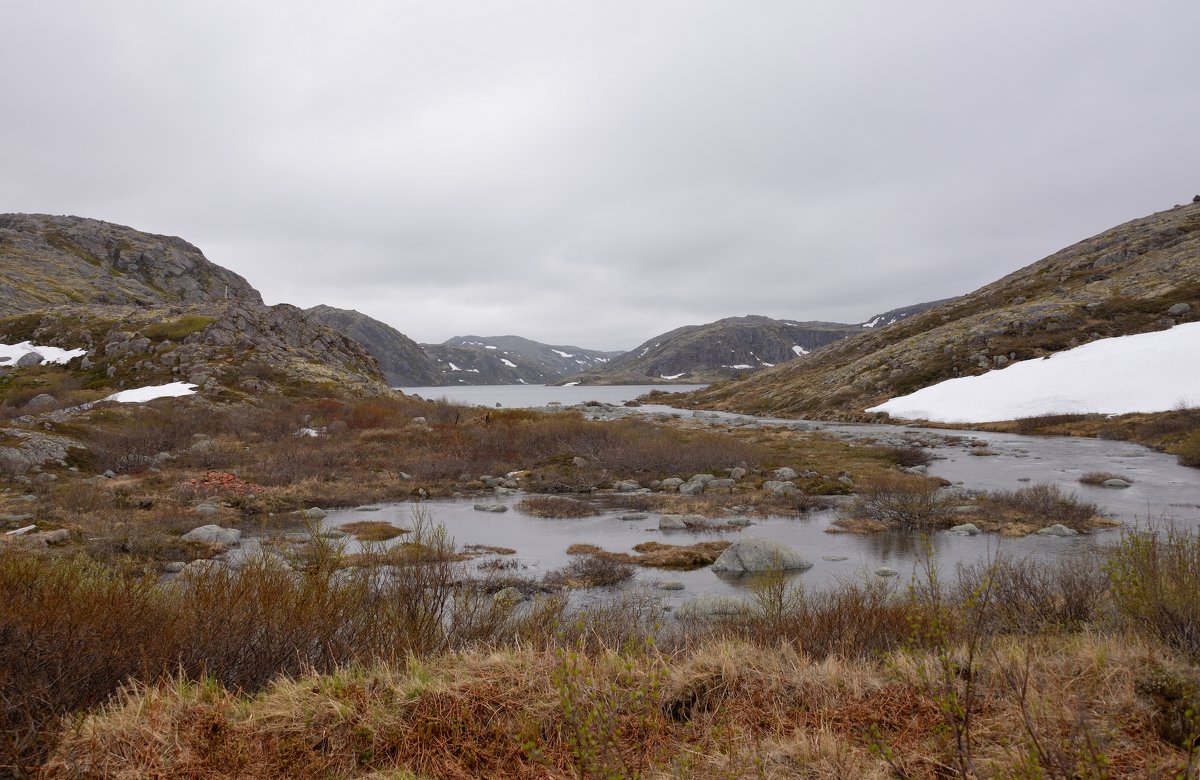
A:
[305,305,440,386]
[677,200,1200,420]
[424,335,623,385]
[563,315,862,385]
[0,213,262,315]
[859,298,957,329]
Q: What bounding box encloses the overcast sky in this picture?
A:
[3,1,1198,350]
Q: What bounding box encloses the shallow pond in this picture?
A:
[263,385,1197,606]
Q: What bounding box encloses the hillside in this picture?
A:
[676,200,1200,420]
[564,315,863,385]
[423,335,622,385]
[0,216,391,407]
[0,214,261,315]
[305,305,440,387]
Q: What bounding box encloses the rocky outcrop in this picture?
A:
[678,201,1200,419]
[0,214,261,316]
[305,305,440,387]
[424,335,622,385]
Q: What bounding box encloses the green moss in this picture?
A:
[141,316,215,341]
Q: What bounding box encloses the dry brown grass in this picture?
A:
[565,540,732,570]
[514,495,600,518]
[339,520,408,541]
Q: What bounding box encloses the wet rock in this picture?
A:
[1103,478,1132,488]
[658,515,688,530]
[181,524,242,546]
[711,537,812,573]
[822,555,849,562]
[655,581,685,591]
[473,503,509,513]
[619,513,649,521]
[874,567,899,577]
[948,523,982,536]
[1036,523,1079,537]
[303,507,328,519]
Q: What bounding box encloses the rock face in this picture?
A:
[679,201,1200,419]
[305,305,441,387]
[565,315,863,385]
[710,537,813,573]
[423,335,622,386]
[0,213,261,316]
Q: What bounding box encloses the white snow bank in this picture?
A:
[552,349,574,358]
[791,345,809,356]
[104,382,198,404]
[867,322,1200,423]
[660,373,686,380]
[500,358,517,368]
[0,341,86,366]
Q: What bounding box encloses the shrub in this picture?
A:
[983,483,1099,528]
[544,555,636,588]
[1079,471,1131,486]
[840,474,951,529]
[1107,526,1200,659]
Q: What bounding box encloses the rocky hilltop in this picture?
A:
[678,200,1200,419]
[564,315,862,385]
[0,215,390,402]
[424,336,622,385]
[306,305,441,387]
[0,214,261,315]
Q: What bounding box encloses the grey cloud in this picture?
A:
[2,1,1198,351]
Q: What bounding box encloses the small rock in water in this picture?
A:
[656,581,685,591]
[492,587,526,605]
[1102,479,1131,488]
[619,513,649,521]
[473,503,509,513]
[948,523,982,536]
[821,554,849,562]
[874,567,899,577]
[1017,477,1032,482]
[1036,523,1079,537]
[711,537,812,573]
[303,507,327,519]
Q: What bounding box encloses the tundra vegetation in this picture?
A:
[1,393,1198,777]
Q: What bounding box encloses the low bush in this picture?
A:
[544,554,636,588]
[1108,526,1200,660]
[839,473,951,529]
[1079,471,1132,485]
[982,483,1100,529]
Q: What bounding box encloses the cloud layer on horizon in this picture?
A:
[3,1,1197,350]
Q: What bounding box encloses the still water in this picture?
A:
[398,383,706,407]
[327,385,1200,603]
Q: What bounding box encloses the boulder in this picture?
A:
[655,581,685,591]
[181,524,242,546]
[1167,303,1192,317]
[690,474,716,484]
[303,507,327,519]
[762,480,799,496]
[658,515,688,530]
[705,478,736,492]
[473,503,509,513]
[729,467,747,480]
[773,467,799,480]
[948,523,982,536]
[492,587,526,605]
[678,480,705,496]
[711,537,812,573]
[619,513,649,521]
[15,352,44,367]
[615,479,641,492]
[660,477,684,489]
[874,567,899,577]
[1036,523,1079,537]
[1102,478,1131,488]
[822,554,849,562]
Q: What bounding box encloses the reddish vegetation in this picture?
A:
[179,470,264,497]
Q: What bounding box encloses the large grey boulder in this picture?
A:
[15,352,44,367]
[762,480,799,497]
[678,480,706,496]
[473,503,509,513]
[705,478,736,492]
[1167,302,1192,317]
[1102,478,1131,488]
[711,537,812,573]
[181,524,242,546]
[773,467,799,480]
[948,523,982,536]
[1036,523,1079,538]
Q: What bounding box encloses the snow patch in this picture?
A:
[563,381,580,386]
[660,373,686,380]
[552,349,574,358]
[0,341,87,366]
[104,382,198,404]
[485,345,498,350]
[791,345,809,356]
[448,362,462,371]
[727,364,753,370]
[500,358,517,368]
[867,323,1200,423]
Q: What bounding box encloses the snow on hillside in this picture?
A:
[867,322,1200,423]
[104,382,198,404]
[1,341,86,365]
